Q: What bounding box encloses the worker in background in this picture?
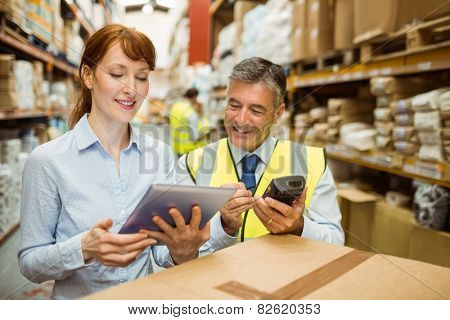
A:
[176,57,344,245]
[193,99,214,148]
[169,88,211,156]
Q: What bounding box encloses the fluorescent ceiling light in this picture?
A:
[155,0,176,8]
[142,3,154,14]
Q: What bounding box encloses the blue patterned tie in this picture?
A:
[241,154,260,194]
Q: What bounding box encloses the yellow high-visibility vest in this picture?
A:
[185,138,327,240]
[169,101,198,155]
[197,115,211,148]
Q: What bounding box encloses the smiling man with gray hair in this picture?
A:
[176,57,344,251]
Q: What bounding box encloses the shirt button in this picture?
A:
[120,209,125,215]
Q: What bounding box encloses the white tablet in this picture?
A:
[118,184,236,234]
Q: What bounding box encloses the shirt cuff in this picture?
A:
[300,214,323,241]
[152,245,176,268]
[209,214,239,249]
[57,232,90,271]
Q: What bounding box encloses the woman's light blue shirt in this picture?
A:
[18,115,235,299]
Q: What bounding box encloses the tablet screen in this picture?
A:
[119,184,236,234]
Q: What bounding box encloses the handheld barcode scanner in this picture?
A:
[262,176,306,205]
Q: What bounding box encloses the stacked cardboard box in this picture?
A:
[291,0,307,61]
[327,98,374,143]
[85,234,450,300]
[390,98,417,155]
[334,0,353,50]
[370,76,432,154]
[412,88,450,162]
[0,0,26,30]
[293,113,311,142]
[306,107,328,145]
[354,0,450,44]
[26,0,53,45]
[304,0,333,58]
[440,90,450,161]
[0,55,17,111]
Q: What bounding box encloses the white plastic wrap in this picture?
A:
[217,23,236,57]
[418,130,442,145]
[374,121,394,136]
[13,60,34,110]
[241,5,268,60]
[390,98,413,114]
[50,81,68,109]
[418,144,445,162]
[393,126,415,141]
[373,108,392,121]
[394,141,418,155]
[439,90,450,112]
[414,111,441,130]
[376,135,392,149]
[92,3,106,30]
[395,113,415,126]
[340,123,376,151]
[411,88,449,112]
[256,0,292,65]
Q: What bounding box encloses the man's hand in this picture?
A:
[139,206,210,265]
[252,188,308,235]
[219,182,254,235]
[82,218,157,267]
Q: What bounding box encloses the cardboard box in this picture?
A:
[0,77,16,91]
[0,90,17,106]
[371,201,415,258]
[354,0,450,43]
[305,0,333,58]
[291,0,308,61]
[84,235,450,299]
[0,55,15,76]
[334,0,353,49]
[337,188,378,252]
[409,221,450,268]
[370,77,432,96]
[328,98,374,116]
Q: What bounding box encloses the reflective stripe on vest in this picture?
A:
[186,138,326,239]
[169,101,198,155]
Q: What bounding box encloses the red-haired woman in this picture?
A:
[18,25,212,299]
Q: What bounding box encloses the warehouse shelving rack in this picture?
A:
[288,38,450,188]
[0,0,110,243]
[209,1,450,188]
[0,0,113,121]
